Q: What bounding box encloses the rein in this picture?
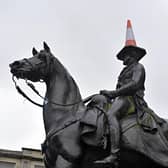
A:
[12,76,96,108]
[12,76,43,107]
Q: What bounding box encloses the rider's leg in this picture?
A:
[95,97,130,165]
[108,97,130,151]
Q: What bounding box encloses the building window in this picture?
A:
[23,160,29,168]
[0,161,15,168]
[34,165,44,168]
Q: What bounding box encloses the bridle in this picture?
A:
[12,75,96,108]
[12,56,96,107]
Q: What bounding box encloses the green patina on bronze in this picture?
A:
[105,96,135,116]
[126,96,136,115]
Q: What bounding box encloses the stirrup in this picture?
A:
[94,153,118,165]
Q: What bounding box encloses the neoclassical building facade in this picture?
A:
[0,148,44,168]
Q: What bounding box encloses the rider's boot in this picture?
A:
[94,125,120,167]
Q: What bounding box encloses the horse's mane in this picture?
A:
[51,54,83,101]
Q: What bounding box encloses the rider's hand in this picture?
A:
[100,90,110,96]
[109,90,118,99]
[100,90,118,99]
[100,90,113,99]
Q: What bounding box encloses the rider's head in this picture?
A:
[122,50,138,66]
[117,46,146,65]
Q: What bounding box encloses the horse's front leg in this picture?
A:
[54,122,82,168]
[43,144,58,168]
[42,135,60,168]
[56,155,79,168]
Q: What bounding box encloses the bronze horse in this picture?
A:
[10,42,168,168]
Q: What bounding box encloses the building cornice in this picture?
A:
[0,148,43,162]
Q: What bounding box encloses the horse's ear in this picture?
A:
[32,47,38,56]
[43,41,50,52]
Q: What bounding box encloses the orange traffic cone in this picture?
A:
[117,19,146,61]
[125,20,136,46]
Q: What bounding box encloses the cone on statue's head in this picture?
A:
[117,20,146,61]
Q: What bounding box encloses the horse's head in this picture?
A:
[10,42,53,82]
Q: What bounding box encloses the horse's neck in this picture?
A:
[45,59,83,114]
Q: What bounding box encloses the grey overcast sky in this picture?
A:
[1,0,168,150]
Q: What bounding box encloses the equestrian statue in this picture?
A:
[9,20,168,168]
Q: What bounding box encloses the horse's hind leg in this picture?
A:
[56,155,79,168]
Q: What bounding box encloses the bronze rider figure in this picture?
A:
[95,20,147,166]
